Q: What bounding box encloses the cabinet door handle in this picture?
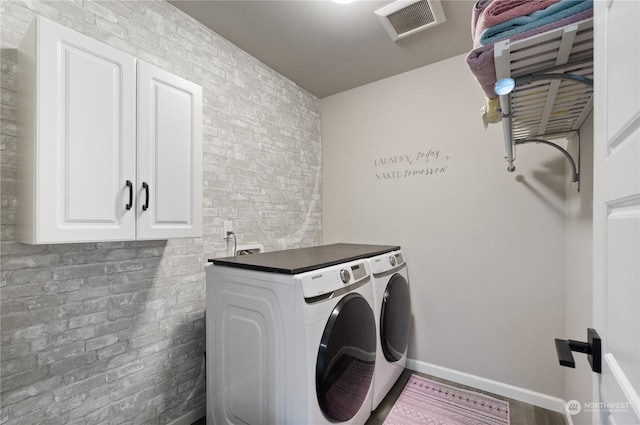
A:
[125,180,133,210]
[142,182,149,211]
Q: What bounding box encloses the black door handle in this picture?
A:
[142,182,149,211]
[554,328,601,373]
[125,180,133,210]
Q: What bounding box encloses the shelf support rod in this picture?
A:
[497,92,516,173]
[514,73,593,88]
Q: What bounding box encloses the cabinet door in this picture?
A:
[136,62,202,240]
[19,17,137,244]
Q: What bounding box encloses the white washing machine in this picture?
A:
[206,243,399,425]
[367,250,411,410]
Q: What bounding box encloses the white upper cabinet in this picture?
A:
[137,62,202,240]
[17,17,137,244]
[17,17,202,244]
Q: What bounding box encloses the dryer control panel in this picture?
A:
[369,250,405,275]
[298,260,370,299]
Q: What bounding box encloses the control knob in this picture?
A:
[389,256,396,267]
[340,269,350,283]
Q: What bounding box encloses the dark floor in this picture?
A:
[192,368,567,425]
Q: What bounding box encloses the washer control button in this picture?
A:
[339,269,350,283]
[389,256,397,267]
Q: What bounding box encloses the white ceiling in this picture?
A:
[169,0,474,98]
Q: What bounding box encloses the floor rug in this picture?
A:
[383,374,510,425]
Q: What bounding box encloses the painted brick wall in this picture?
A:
[0,1,322,424]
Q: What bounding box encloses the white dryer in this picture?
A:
[206,243,399,425]
[367,250,411,410]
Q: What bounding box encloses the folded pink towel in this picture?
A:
[472,0,494,36]
[474,0,561,47]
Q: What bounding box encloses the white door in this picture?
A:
[32,17,136,243]
[593,1,640,424]
[136,61,202,240]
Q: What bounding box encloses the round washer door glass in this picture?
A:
[380,273,411,362]
[316,293,376,422]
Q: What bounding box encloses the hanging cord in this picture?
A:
[226,231,237,256]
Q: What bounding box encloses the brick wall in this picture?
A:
[0,1,322,424]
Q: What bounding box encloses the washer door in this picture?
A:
[316,293,376,422]
[380,273,411,362]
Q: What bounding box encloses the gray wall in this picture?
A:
[0,1,321,424]
[321,54,567,398]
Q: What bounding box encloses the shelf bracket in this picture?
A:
[514,138,580,186]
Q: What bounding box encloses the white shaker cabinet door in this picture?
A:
[136,61,202,240]
[17,16,137,244]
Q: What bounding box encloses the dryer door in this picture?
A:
[316,293,376,422]
[380,273,411,362]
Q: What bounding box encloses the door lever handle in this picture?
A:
[554,328,601,373]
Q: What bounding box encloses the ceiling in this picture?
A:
[169,0,474,98]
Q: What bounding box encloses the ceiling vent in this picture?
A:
[375,0,446,41]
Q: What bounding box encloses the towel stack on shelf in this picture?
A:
[466,0,593,119]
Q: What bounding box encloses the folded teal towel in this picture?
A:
[479,0,592,45]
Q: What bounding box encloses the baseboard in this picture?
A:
[406,359,566,413]
[166,406,206,425]
[564,405,575,425]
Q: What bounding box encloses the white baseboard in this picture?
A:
[406,358,567,414]
[564,405,575,425]
[166,406,206,425]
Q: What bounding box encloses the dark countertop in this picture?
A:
[209,243,400,274]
